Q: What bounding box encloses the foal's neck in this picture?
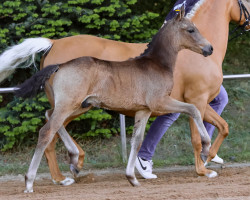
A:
[145,28,178,72]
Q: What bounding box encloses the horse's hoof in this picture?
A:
[52,177,75,186]
[24,188,33,193]
[126,175,141,187]
[70,164,80,178]
[201,154,207,163]
[205,170,218,178]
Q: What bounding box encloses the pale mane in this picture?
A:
[161,0,207,27]
[186,0,207,19]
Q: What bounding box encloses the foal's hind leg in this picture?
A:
[25,106,77,193]
[203,104,229,165]
[44,82,85,185]
[44,82,69,184]
[126,110,151,186]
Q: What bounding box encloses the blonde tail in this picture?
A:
[0,38,53,83]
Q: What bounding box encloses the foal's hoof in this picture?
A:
[126,175,141,187]
[52,177,75,186]
[24,188,33,193]
[70,164,80,178]
[205,170,218,178]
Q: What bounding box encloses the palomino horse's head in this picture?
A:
[166,6,213,57]
[230,0,250,31]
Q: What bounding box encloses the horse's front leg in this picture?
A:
[126,110,151,186]
[203,104,229,165]
[183,101,218,178]
[189,118,217,178]
[153,97,216,177]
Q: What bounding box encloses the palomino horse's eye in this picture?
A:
[187,29,195,33]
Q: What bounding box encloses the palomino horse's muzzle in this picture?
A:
[202,45,213,57]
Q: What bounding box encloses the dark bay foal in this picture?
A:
[15,7,213,192]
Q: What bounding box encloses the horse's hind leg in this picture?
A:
[203,104,229,165]
[44,132,68,184]
[45,108,89,182]
[25,106,77,193]
[126,110,151,186]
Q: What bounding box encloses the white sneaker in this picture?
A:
[135,156,157,179]
[211,154,224,164]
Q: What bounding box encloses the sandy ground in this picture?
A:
[0,164,250,200]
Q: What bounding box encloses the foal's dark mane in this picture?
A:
[136,17,178,71]
[138,22,170,58]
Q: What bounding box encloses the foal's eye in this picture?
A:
[187,29,195,33]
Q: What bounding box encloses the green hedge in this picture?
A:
[0,0,249,151]
[0,0,160,151]
[0,0,159,50]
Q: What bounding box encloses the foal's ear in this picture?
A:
[176,5,185,20]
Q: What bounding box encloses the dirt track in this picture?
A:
[0,164,250,200]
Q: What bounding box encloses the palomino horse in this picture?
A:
[0,0,249,186]
[14,9,213,192]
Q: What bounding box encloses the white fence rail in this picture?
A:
[0,74,249,163]
[223,74,250,79]
[119,74,250,162]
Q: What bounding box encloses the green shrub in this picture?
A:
[0,0,161,151]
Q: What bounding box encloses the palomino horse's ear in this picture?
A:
[176,5,185,20]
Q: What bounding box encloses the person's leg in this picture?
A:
[138,113,181,160]
[136,113,180,179]
[204,85,228,138]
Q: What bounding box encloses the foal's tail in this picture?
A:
[14,65,59,98]
[0,38,53,83]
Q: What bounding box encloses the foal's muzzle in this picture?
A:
[202,45,213,57]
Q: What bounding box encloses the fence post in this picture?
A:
[119,114,127,163]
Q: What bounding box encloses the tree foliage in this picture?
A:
[0,0,161,151]
[0,0,249,151]
[0,0,159,51]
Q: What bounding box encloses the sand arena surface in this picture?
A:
[0,164,250,200]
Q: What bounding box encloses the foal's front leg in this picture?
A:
[155,97,211,153]
[153,97,216,177]
[126,110,151,186]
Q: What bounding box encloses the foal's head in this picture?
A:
[164,6,213,57]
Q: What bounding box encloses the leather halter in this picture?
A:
[229,0,250,41]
